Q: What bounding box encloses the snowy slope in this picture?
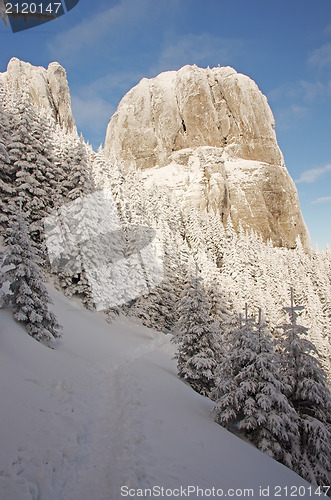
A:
[0,287,324,500]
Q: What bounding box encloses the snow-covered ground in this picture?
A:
[0,286,324,499]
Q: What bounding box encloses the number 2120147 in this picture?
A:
[5,3,62,14]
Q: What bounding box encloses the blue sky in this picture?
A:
[1,0,330,249]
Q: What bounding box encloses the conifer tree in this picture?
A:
[90,147,113,191]
[279,289,331,488]
[0,106,12,229]
[1,93,61,246]
[1,208,62,343]
[0,99,20,232]
[212,306,299,468]
[48,131,96,304]
[171,270,218,396]
[62,135,93,201]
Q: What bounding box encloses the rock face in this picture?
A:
[0,58,76,132]
[104,65,310,249]
[105,65,284,169]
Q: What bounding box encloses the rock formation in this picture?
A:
[0,59,310,249]
[104,65,310,249]
[0,57,76,132]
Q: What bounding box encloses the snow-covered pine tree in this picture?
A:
[121,217,185,331]
[59,134,92,202]
[111,174,187,330]
[198,209,226,268]
[279,288,331,489]
[197,251,233,322]
[0,96,22,233]
[171,269,218,396]
[1,208,62,343]
[0,98,10,163]
[0,101,12,229]
[211,306,299,468]
[51,129,93,205]
[49,131,97,304]
[307,246,331,345]
[1,91,61,247]
[182,206,207,257]
[90,147,113,191]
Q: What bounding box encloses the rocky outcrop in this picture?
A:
[143,148,308,248]
[104,65,310,249]
[0,58,76,132]
[104,65,284,169]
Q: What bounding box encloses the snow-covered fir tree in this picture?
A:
[171,270,218,396]
[47,129,97,304]
[211,306,299,469]
[0,208,62,343]
[278,289,331,488]
[63,135,93,201]
[0,90,62,247]
[0,101,12,229]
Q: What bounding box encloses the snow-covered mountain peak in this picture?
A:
[104,64,309,248]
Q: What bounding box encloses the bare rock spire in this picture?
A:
[0,57,76,133]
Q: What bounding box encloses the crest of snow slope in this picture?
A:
[104,65,310,249]
[0,285,323,500]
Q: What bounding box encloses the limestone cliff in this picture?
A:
[104,65,310,249]
[0,57,76,132]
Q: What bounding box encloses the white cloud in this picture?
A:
[71,94,114,138]
[295,164,331,184]
[273,104,308,131]
[268,76,331,133]
[47,0,161,63]
[70,68,145,144]
[299,80,326,100]
[311,196,331,205]
[308,43,331,69]
[268,80,327,103]
[48,2,122,59]
[151,33,245,75]
[78,70,143,97]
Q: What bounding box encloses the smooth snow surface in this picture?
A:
[0,287,322,499]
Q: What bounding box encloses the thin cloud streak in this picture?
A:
[76,70,145,98]
[47,0,158,63]
[268,80,328,103]
[296,164,331,184]
[308,43,331,69]
[151,33,245,76]
[273,104,308,131]
[70,69,145,132]
[311,196,331,205]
